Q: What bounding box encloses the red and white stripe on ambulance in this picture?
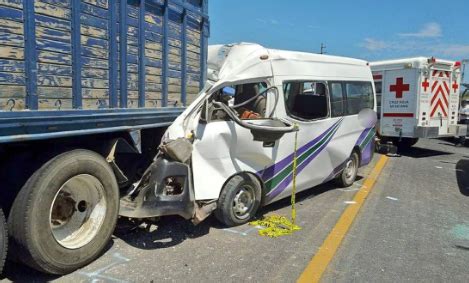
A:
[424,66,460,135]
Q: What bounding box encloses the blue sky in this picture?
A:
[208,0,469,81]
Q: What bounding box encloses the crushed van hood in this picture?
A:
[207,43,274,86]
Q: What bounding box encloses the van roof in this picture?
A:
[207,43,371,83]
[266,47,368,66]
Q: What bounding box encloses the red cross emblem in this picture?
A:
[452,81,459,92]
[390,77,410,99]
[422,78,429,92]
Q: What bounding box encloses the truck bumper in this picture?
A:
[119,157,195,219]
[448,123,468,137]
[413,126,440,138]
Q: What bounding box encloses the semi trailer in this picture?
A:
[0,0,209,275]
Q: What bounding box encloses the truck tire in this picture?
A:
[0,208,7,275]
[336,151,359,187]
[8,150,119,275]
[215,173,262,227]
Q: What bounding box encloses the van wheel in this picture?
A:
[215,173,262,227]
[0,208,7,275]
[336,152,359,187]
[8,150,119,275]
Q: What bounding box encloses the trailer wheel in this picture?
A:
[215,173,262,227]
[336,151,359,187]
[8,150,119,275]
[0,208,7,275]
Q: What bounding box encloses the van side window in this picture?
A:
[329,82,345,117]
[345,82,374,115]
[283,81,328,120]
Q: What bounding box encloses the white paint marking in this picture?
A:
[344,201,356,204]
[79,252,131,283]
[338,188,359,192]
[223,225,263,237]
[435,166,443,169]
[386,196,399,201]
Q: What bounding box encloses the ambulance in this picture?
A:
[371,57,467,147]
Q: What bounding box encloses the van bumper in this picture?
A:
[119,157,195,219]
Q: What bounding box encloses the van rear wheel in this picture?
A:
[215,173,262,227]
[8,150,119,274]
[0,207,7,275]
[336,151,359,187]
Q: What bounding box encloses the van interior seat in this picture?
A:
[292,95,327,119]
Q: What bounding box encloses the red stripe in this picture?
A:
[430,100,439,117]
[383,113,414,117]
[373,74,382,80]
[431,80,438,92]
[443,81,450,94]
[442,91,449,106]
[430,99,448,117]
[432,70,438,76]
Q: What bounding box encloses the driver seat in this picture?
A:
[235,84,266,117]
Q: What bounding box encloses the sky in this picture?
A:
[208,0,469,82]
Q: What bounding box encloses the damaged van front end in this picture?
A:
[119,43,296,224]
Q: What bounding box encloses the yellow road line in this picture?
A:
[297,155,389,283]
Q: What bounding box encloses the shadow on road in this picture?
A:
[114,215,212,250]
[1,238,116,282]
[114,175,354,249]
[456,159,469,196]
[399,146,452,158]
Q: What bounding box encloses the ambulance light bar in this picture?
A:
[428,57,437,64]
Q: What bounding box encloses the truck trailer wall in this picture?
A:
[0,0,209,111]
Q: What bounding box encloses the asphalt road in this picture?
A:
[1,138,468,282]
[323,138,469,282]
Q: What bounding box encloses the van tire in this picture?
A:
[8,150,119,275]
[336,151,359,187]
[0,208,7,275]
[215,173,262,227]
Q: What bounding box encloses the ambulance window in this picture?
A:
[283,81,329,120]
[345,82,374,115]
[329,82,345,117]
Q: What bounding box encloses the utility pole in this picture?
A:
[320,43,326,54]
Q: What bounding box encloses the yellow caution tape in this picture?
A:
[250,125,302,237]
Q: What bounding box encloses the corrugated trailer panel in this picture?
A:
[0,0,208,111]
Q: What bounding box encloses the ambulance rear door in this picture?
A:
[427,66,459,135]
[380,68,418,138]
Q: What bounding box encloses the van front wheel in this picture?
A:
[215,174,262,227]
[336,151,359,187]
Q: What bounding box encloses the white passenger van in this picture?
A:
[120,43,377,226]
